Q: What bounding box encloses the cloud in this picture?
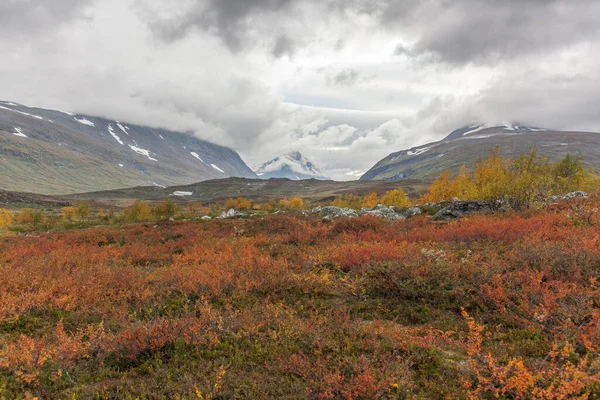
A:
[332,69,360,86]
[388,0,600,65]
[144,0,294,52]
[2,0,600,182]
[0,0,93,40]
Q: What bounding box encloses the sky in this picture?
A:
[2,0,600,180]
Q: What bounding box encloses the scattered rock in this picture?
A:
[312,206,359,219]
[433,200,493,221]
[548,191,589,203]
[218,209,245,219]
[360,205,406,220]
[404,206,423,217]
[201,216,212,221]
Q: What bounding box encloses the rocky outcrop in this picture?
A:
[312,206,359,219]
[218,209,245,219]
[549,191,589,203]
[433,201,493,221]
[360,205,407,220]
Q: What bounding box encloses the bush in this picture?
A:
[153,199,178,220]
[380,188,410,207]
[62,206,76,223]
[16,208,43,225]
[123,201,153,222]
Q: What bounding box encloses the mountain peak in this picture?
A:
[254,152,328,181]
[444,123,550,141]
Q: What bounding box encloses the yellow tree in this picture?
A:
[362,192,379,208]
[288,197,304,210]
[62,206,76,223]
[449,166,478,200]
[420,170,454,203]
[472,147,511,202]
[0,209,13,228]
[381,188,410,207]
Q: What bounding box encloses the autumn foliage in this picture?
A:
[421,149,599,208]
[1,196,600,398]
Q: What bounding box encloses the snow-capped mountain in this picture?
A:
[0,100,257,194]
[253,152,329,180]
[361,123,600,181]
[443,123,549,141]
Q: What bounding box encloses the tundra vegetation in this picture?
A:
[0,151,598,399]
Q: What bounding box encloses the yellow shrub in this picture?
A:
[381,188,410,208]
[62,207,76,223]
[362,192,379,208]
[0,209,14,227]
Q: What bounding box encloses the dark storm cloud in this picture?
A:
[146,0,600,65]
[388,0,600,65]
[332,69,360,86]
[271,34,296,58]
[149,0,293,52]
[0,0,93,38]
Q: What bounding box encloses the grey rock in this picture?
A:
[549,191,589,203]
[360,205,406,220]
[433,200,493,221]
[312,206,359,219]
[219,209,245,219]
[201,216,212,221]
[405,206,423,217]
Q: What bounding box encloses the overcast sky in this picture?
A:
[2,0,600,180]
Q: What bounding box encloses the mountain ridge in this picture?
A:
[361,124,600,181]
[0,100,257,194]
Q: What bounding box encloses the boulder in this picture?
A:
[360,205,406,220]
[201,216,212,221]
[433,200,493,221]
[549,191,589,203]
[312,206,359,219]
[218,209,245,219]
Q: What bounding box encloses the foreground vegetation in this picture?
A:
[1,194,600,398]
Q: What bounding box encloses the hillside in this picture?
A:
[0,101,256,195]
[66,177,429,207]
[361,124,600,180]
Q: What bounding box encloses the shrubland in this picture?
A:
[1,194,600,398]
[421,149,599,209]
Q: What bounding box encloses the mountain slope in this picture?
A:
[254,152,329,180]
[0,101,256,194]
[361,124,600,181]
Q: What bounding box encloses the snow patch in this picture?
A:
[462,124,489,136]
[159,134,164,140]
[12,127,27,138]
[1,101,18,106]
[172,191,193,197]
[108,124,124,145]
[116,122,130,136]
[211,164,225,173]
[191,152,206,163]
[0,105,44,120]
[130,145,157,161]
[74,117,95,127]
[153,182,166,189]
[57,110,75,116]
[407,146,433,156]
[119,164,124,167]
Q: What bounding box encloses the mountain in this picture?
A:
[361,124,600,181]
[0,100,256,194]
[253,152,329,180]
